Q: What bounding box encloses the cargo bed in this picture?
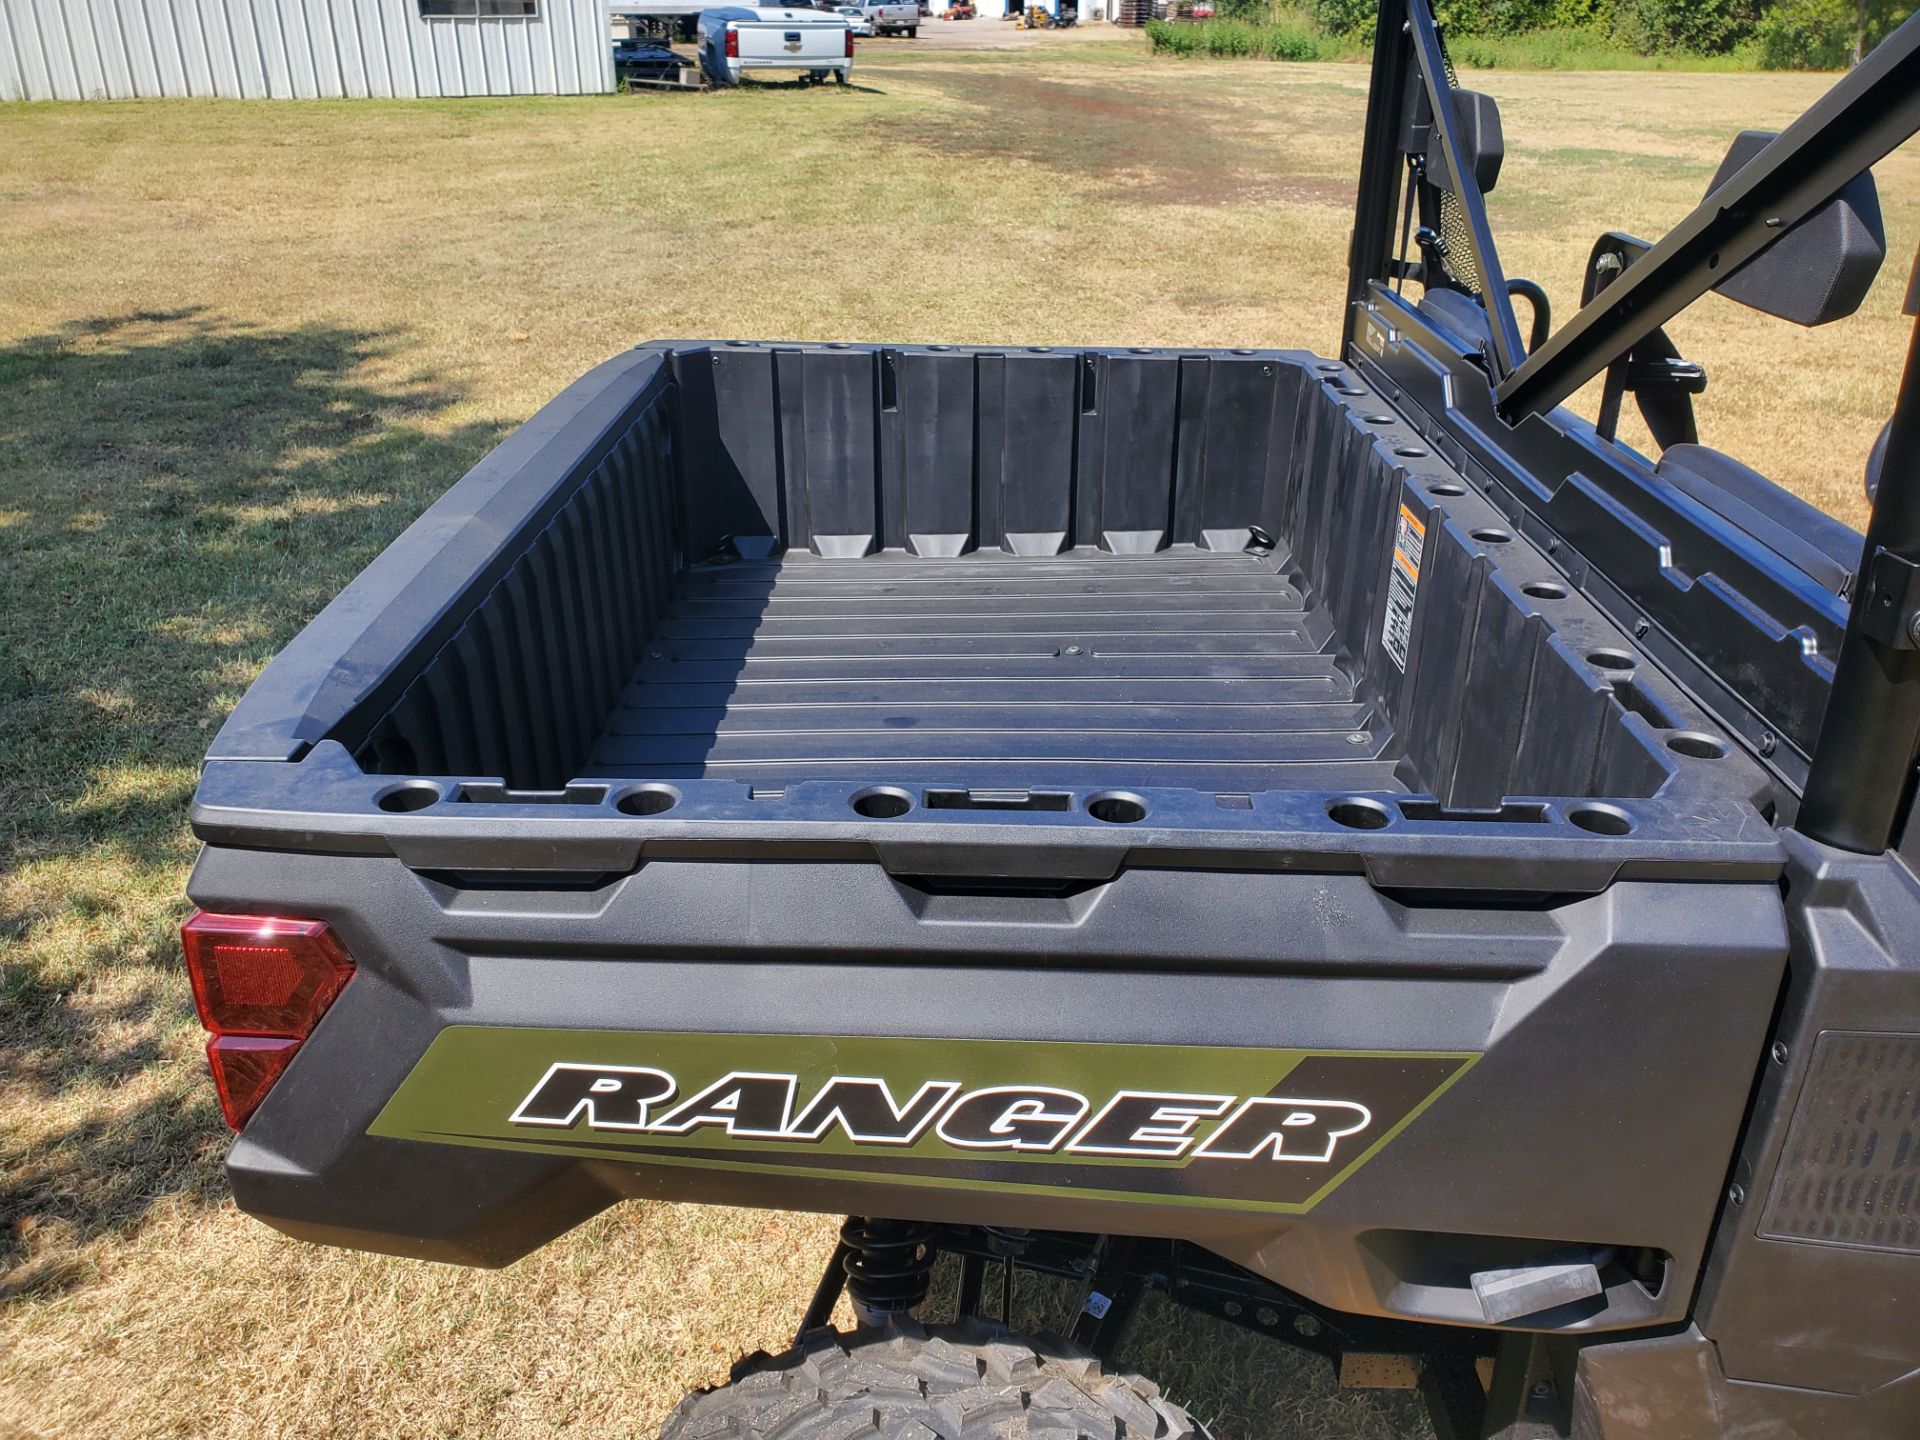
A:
[588,549,1398,793]
[199,340,1775,879]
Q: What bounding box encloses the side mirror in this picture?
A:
[1707,130,1886,327]
[1424,90,1505,197]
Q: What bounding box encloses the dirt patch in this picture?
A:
[877,66,1355,206]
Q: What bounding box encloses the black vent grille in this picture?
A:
[1759,1030,1920,1254]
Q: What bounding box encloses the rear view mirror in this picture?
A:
[1707,130,1885,327]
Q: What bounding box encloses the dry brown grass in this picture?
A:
[1,39,1916,1439]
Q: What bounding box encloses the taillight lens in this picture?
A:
[845,27,855,54]
[205,1036,303,1132]
[725,27,739,56]
[181,911,355,1129]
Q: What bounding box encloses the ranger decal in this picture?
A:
[370,1030,1477,1214]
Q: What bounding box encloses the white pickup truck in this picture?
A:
[696,5,854,85]
[859,0,917,35]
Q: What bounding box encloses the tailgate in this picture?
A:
[734,18,846,60]
[195,841,1787,1335]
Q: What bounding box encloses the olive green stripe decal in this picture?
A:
[369,1029,1478,1215]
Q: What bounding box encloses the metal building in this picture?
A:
[0,0,614,100]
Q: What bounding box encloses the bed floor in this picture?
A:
[587,548,1404,795]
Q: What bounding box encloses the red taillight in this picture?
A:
[205,1036,302,1131]
[845,27,855,55]
[181,911,355,1129]
[725,26,739,56]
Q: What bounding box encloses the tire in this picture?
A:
[907,25,918,36]
[661,1317,1201,1440]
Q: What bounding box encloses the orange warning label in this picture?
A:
[1383,502,1425,670]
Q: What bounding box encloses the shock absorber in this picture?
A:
[840,1217,936,1326]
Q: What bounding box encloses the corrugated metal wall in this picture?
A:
[0,0,614,99]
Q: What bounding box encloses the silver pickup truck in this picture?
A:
[859,0,917,35]
[697,4,853,86]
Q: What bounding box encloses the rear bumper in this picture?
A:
[731,56,851,72]
[194,839,1785,1339]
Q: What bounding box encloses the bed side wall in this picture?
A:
[669,344,1306,559]
[201,353,679,791]
[1273,382,1673,809]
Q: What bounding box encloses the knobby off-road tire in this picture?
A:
[660,1317,1203,1440]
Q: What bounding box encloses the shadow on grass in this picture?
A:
[0,309,507,1302]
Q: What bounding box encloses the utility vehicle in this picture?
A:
[183,4,1920,1435]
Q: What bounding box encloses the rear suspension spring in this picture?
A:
[840,1217,936,1325]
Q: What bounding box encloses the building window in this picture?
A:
[419,0,540,16]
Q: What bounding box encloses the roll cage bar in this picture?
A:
[1340,0,1920,855]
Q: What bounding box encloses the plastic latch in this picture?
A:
[1859,547,1920,650]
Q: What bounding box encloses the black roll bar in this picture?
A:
[1342,0,1526,377]
[1798,262,1920,854]
[1495,18,1920,424]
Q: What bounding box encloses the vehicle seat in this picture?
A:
[1417,289,1496,355]
[1654,443,1862,597]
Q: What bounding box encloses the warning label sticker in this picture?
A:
[1382,501,1425,671]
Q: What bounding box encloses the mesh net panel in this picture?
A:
[1434,41,1484,296]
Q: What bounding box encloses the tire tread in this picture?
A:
[662,1320,1199,1440]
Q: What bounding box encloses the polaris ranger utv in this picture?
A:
[182,4,1920,1435]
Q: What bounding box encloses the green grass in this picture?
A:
[1146,14,1358,61]
[1,40,1915,1440]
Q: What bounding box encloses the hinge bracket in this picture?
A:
[1859,546,1920,650]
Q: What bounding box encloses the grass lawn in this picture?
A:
[2,33,1917,1439]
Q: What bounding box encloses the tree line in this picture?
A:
[1241,0,1917,67]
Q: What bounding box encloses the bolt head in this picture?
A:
[1771,1040,1790,1066]
[1293,1313,1322,1338]
[1908,611,1920,644]
[1729,1182,1747,1206]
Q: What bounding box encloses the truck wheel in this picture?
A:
[908,24,919,35]
[661,1317,1200,1439]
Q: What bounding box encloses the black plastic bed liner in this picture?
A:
[199,343,1783,873]
[586,547,1401,793]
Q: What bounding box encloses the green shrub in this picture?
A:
[1150,0,1915,69]
[1308,0,1622,37]
[1144,17,1200,51]
[1445,22,1762,65]
[1260,8,1349,54]
[1148,11,1355,59]
[1753,0,1913,69]
[1620,0,1762,53]
[1307,0,1376,36]
[1754,1,1852,66]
